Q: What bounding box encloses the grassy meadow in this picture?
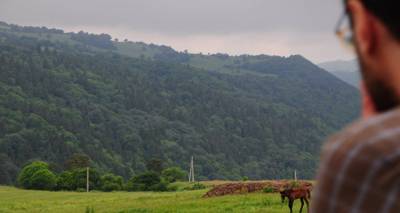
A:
[0,182,308,213]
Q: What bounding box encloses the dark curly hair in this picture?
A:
[345,0,400,40]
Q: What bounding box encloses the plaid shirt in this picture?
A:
[311,108,400,213]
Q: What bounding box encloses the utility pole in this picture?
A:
[294,170,297,182]
[188,162,192,182]
[191,156,194,182]
[188,156,195,182]
[86,167,89,192]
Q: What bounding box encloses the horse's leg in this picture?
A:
[289,199,293,213]
[299,198,304,213]
[304,197,310,213]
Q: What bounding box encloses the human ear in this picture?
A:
[347,0,377,57]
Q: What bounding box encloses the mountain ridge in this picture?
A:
[0,21,360,183]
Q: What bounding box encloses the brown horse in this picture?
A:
[280,188,311,213]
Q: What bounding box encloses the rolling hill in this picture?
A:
[0,21,360,183]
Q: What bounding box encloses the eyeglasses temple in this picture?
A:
[335,10,347,35]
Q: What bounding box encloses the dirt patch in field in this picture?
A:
[203,180,313,198]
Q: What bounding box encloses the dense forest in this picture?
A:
[0,21,360,184]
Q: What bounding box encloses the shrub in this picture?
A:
[57,171,75,190]
[263,187,274,193]
[56,168,101,191]
[76,188,86,192]
[126,171,167,191]
[161,167,186,183]
[17,161,56,190]
[189,182,206,190]
[30,169,57,190]
[100,173,124,192]
[18,161,48,188]
[166,184,179,192]
[101,182,120,192]
[242,176,249,182]
[71,168,101,191]
[149,180,168,192]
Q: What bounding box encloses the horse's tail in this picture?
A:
[307,189,311,199]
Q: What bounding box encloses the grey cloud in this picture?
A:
[0,0,343,35]
[0,0,352,62]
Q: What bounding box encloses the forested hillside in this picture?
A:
[0,22,360,184]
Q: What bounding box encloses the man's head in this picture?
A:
[343,0,400,115]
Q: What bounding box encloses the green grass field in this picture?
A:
[0,185,308,213]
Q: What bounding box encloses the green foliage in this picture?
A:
[100,173,123,192]
[0,22,360,182]
[149,180,169,192]
[161,167,186,183]
[17,161,49,188]
[183,182,207,191]
[71,168,101,191]
[166,184,179,192]
[0,154,18,185]
[71,31,114,49]
[56,171,74,190]
[191,182,206,190]
[146,159,164,175]
[29,169,57,190]
[242,176,249,182]
[17,161,56,190]
[76,188,86,192]
[263,187,275,193]
[65,154,90,170]
[56,168,101,191]
[126,172,167,192]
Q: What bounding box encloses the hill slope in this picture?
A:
[318,59,360,88]
[0,22,360,183]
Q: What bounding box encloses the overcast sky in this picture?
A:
[0,0,354,63]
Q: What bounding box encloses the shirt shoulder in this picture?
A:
[313,109,400,212]
[322,109,400,160]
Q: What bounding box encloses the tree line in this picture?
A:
[18,154,188,192]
